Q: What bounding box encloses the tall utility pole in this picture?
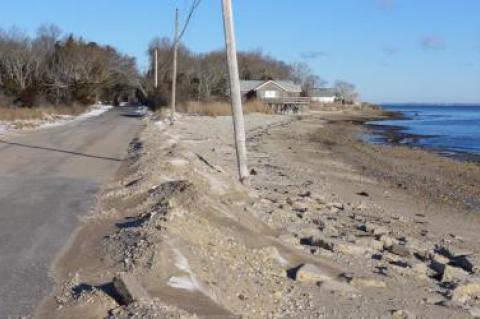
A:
[170,8,179,124]
[221,0,249,184]
[154,49,158,88]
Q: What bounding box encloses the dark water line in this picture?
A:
[364,104,480,162]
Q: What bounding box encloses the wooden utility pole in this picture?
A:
[154,49,158,88]
[170,8,179,124]
[221,0,249,184]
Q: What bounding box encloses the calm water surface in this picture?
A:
[367,104,480,158]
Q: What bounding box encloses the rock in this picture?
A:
[387,244,411,257]
[355,201,369,210]
[441,265,469,283]
[298,191,311,198]
[451,278,480,304]
[294,263,332,283]
[429,254,450,275]
[334,243,370,256]
[383,253,402,265]
[413,250,430,262]
[391,309,415,319]
[379,235,398,249]
[292,205,308,213]
[356,191,369,197]
[300,234,335,251]
[389,259,411,269]
[405,238,433,256]
[368,223,389,237]
[411,263,430,279]
[350,277,387,288]
[358,223,389,237]
[469,307,480,318]
[355,238,384,251]
[322,224,341,238]
[422,296,446,305]
[326,202,344,210]
[436,245,474,259]
[451,254,480,273]
[113,272,151,305]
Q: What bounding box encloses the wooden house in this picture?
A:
[240,80,309,113]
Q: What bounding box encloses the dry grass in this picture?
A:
[180,99,274,117]
[308,102,345,111]
[0,104,88,122]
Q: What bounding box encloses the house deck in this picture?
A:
[263,97,310,113]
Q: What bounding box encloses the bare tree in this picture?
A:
[0,28,41,94]
[0,26,140,107]
[334,80,359,104]
[290,62,327,95]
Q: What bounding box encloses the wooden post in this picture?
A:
[154,49,158,89]
[170,8,179,124]
[221,0,249,184]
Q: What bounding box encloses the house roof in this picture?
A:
[240,80,264,93]
[240,80,302,93]
[308,88,337,97]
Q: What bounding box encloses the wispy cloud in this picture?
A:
[377,0,395,10]
[300,51,327,59]
[421,36,446,50]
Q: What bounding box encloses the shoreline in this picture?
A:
[37,110,480,318]
[312,110,480,212]
[364,107,480,163]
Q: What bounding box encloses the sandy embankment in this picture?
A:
[37,109,480,318]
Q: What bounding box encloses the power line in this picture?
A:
[151,0,202,81]
[176,0,202,45]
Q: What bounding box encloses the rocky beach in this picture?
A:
[36,108,480,318]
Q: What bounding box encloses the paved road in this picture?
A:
[0,109,144,318]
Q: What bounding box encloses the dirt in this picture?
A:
[36,109,480,318]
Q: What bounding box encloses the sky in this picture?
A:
[1,0,479,104]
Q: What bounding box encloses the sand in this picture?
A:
[36,109,480,318]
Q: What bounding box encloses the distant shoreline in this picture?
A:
[379,103,480,107]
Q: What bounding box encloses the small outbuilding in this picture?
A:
[308,88,337,104]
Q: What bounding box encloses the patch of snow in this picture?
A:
[274,251,289,266]
[168,158,189,167]
[168,247,218,302]
[167,276,198,292]
[173,248,192,273]
[155,120,167,130]
[0,123,8,135]
[38,104,112,129]
[76,104,113,120]
[0,104,113,134]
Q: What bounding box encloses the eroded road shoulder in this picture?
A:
[0,109,144,318]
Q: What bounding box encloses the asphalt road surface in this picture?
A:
[0,109,144,318]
